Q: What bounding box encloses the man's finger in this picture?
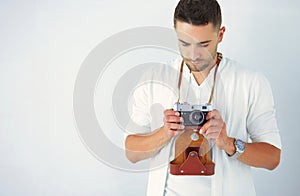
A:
[164,116,183,123]
[164,109,180,117]
[199,119,218,134]
[206,109,221,120]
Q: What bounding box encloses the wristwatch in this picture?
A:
[229,139,246,159]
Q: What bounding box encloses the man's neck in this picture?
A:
[191,55,218,86]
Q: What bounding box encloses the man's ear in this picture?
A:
[218,26,226,43]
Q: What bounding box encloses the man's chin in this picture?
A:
[186,62,210,72]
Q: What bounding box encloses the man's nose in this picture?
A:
[188,45,201,60]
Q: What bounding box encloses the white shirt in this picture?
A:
[126,56,282,196]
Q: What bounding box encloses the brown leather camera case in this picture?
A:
[169,131,215,175]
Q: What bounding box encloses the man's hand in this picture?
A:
[163,109,185,137]
[199,109,232,152]
[199,109,281,170]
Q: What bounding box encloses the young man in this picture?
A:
[125,0,281,195]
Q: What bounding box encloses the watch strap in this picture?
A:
[228,138,245,159]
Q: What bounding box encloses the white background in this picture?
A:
[1,0,300,195]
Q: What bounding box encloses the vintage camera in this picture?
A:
[173,102,212,127]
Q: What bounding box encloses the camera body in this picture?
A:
[173,102,212,127]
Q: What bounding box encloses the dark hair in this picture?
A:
[174,0,222,29]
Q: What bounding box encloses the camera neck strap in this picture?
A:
[177,52,223,104]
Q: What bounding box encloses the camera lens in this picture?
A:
[189,110,204,125]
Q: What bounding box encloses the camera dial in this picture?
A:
[189,110,205,125]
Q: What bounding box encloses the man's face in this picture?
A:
[175,21,225,72]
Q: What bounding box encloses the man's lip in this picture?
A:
[191,60,201,65]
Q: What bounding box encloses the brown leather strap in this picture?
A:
[177,60,185,102]
[208,52,222,104]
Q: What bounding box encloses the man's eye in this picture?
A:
[181,43,190,47]
[198,44,209,47]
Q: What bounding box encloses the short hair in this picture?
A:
[174,0,222,29]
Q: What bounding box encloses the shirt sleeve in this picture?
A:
[125,80,152,136]
[246,72,282,149]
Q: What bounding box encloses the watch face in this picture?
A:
[235,139,245,152]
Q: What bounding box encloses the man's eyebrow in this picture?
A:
[178,39,212,45]
[197,40,212,45]
[178,39,190,44]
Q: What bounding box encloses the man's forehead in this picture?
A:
[175,22,218,42]
[176,31,215,44]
